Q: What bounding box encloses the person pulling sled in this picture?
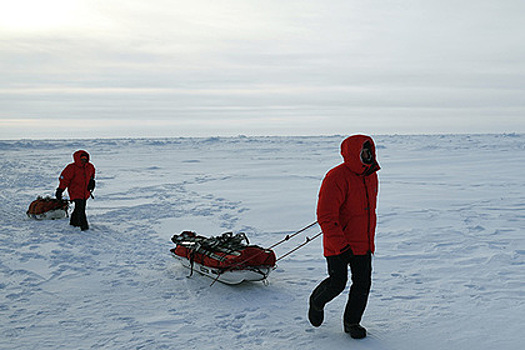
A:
[308,135,380,339]
[55,150,96,231]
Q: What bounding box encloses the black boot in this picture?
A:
[344,323,367,339]
[308,296,324,327]
[70,213,80,227]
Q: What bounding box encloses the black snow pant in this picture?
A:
[310,252,372,325]
[70,199,89,230]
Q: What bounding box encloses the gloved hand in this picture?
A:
[337,245,354,263]
[55,188,63,200]
[87,178,96,192]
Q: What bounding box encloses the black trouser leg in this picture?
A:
[70,200,80,227]
[344,253,372,325]
[310,255,348,309]
[70,199,88,230]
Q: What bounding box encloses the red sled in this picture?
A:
[27,196,69,220]
[170,231,276,285]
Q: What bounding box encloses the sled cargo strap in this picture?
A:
[188,244,199,277]
[208,222,318,285]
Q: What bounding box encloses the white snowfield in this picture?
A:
[0,134,523,350]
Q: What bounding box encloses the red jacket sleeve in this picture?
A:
[317,170,349,255]
[58,164,74,190]
[88,163,95,180]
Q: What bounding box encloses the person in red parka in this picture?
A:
[308,135,380,339]
[55,150,96,231]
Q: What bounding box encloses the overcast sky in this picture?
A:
[1,0,524,139]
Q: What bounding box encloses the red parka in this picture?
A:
[58,150,96,200]
[317,135,380,257]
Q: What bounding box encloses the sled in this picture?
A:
[170,231,276,285]
[27,196,69,220]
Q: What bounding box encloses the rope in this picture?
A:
[276,231,322,262]
[268,221,318,250]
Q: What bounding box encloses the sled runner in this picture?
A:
[170,231,276,285]
[27,196,69,220]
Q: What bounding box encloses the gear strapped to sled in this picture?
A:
[27,196,69,220]
[170,222,321,286]
[170,231,276,285]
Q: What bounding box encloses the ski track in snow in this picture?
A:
[0,134,524,350]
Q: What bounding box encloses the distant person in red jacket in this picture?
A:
[55,150,96,231]
[308,135,380,339]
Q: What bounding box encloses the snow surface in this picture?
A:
[1,134,523,350]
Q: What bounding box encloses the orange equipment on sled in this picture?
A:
[27,196,69,220]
